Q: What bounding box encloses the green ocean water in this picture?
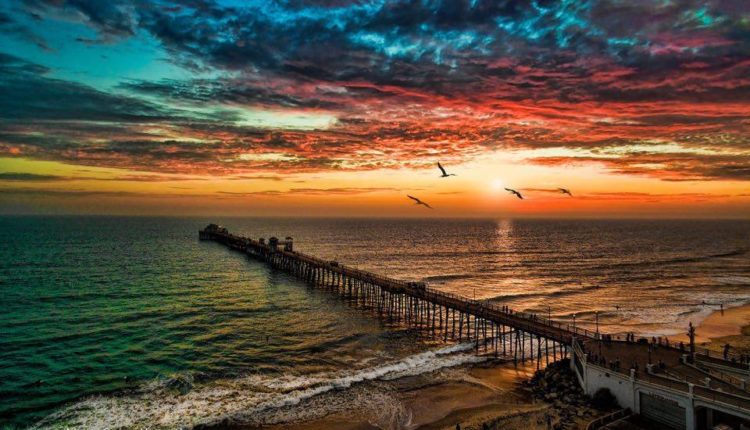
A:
[1,216,749,428]
[0,217,432,428]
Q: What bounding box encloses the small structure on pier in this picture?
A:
[266,236,293,252]
[199,223,227,240]
[284,236,293,252]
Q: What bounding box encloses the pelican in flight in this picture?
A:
[437,162,456,178]
[505,188,523,200]
[407,195,433,209]
[558,188,573,196]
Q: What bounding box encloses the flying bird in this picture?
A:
[407,195,433,209]
[505,188,523,200]
[558,188,573,196]
[437,162,456,178]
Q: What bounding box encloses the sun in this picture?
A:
[490,178,505,193]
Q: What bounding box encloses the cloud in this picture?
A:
[0,171,207,182]
[529,152,750,181]
[217,187,401,197]
[573,191,732,202]
[521,188,566,193]
[226,175,286,181]
[0,10,51,51]
[0,0,749,182]
[0,172,64,181]
[23,0,137,40]
[0,188,193,198]
[0,53,182,122]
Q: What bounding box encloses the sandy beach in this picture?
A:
[218,361,553,430]
[668,303,750,349]
[689,303,750,355]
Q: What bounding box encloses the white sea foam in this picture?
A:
[32,343,485,430]
[634,294,750,338]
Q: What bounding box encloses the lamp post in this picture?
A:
[548,305,551,324]
[595,311,600,337]
[573,313,577,332]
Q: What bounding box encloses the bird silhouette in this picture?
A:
[437,162,456,178]
[407,195,433,209]
[505,188,523,200]
[558,188,573,196]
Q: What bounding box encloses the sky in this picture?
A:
[0,0,749,217]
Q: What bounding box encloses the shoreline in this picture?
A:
[215,360,546,430]
[692,303,750,354]
[669,302,750,354]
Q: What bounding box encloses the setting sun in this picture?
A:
[489,178,506,193]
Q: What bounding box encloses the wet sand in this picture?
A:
[672,303,750,353]
[221,361,546,430]
[696,303,750,354]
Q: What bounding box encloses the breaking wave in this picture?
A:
[605,249,747,269]
[490,284,603,302]
[32,343,485,430]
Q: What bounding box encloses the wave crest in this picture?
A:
[32,343,485,429]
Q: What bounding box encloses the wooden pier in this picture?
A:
[199,223,604,367]
[200,223,750,429]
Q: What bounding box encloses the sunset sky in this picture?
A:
[1,0,749,217]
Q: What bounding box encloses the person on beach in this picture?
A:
[724,343,731,360]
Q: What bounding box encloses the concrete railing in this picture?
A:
[586,408,632,430]
[573,338,750,415]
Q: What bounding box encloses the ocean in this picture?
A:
[1,216,749,428]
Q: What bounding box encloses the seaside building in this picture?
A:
[571,338,750,430]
